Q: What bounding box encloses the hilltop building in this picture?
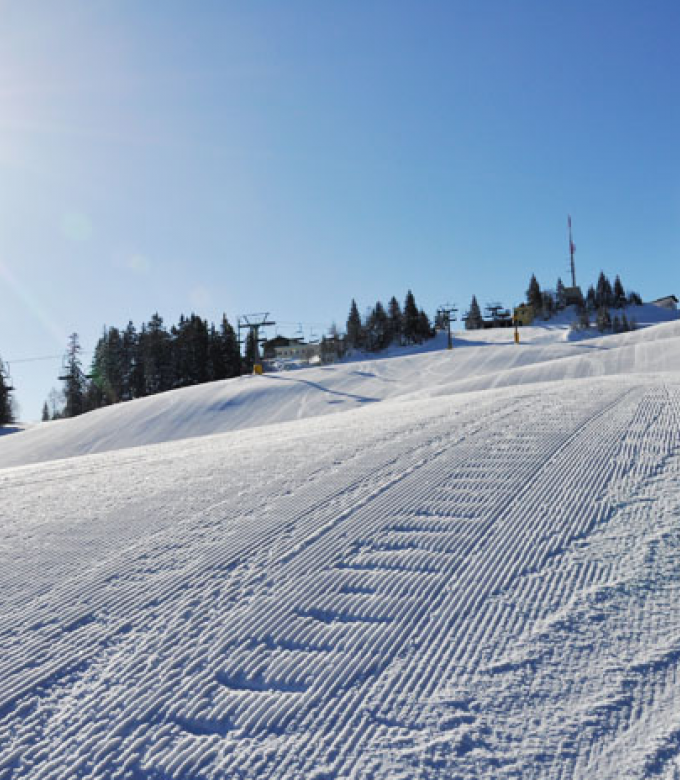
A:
[513,304,535,326]
[649,295,678,311]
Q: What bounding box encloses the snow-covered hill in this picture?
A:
[1,304,679,469]
[2,308,680,779]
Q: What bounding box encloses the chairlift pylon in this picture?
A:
[1,362,14,391]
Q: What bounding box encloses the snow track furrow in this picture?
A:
[4,375,680,779]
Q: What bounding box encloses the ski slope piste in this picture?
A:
[3,308,680,779]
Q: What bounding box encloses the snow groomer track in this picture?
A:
[4,370,680,776]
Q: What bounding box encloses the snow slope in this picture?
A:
[3,310,680,778]
[1,304,679,469]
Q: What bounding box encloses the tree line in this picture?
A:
[44,312,241,421]
[44,292,438,420]
[464,271,642,331]
[345,290,434,351]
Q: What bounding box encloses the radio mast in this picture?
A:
[568,215,577,288]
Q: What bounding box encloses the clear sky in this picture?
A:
[1,0,678,421]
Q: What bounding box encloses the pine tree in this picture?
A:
[365,301,390,351]
[612,315,622,334]
[41,401,50,422]
[578,307,591,330]
[527,274,542,311]
[621,312,630,332]
[122,321,138,400]
[0,359,14,425]
[387,296,403,345]
[346,299,363,349]
[595,271,613,309]
[556,278,566,310]
[627,291,642,306]
[90,326,125,406]
[403,290,420,344]
[62,333,88,418]
[219,315,241,377]
[464,295,483,330]
[613,275,626,308]
[585,285,596,311]
[596,307,612,333]
[417,309,433,341]
[172,314,211,387]
[143,313,172,394]
[131,324,148,398]
[243,329,259,372]
[542,291,555,319]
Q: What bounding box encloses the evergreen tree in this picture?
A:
[219,315,241,377]
[613,275,626,308]
[90,326,125,406]
[585,284,596,311]
[578,307,591,330]
[365,301,390,351]
[387,296,403,345]
[612,315,622,334]
[627,291,642,306]
[417,309,433,342]
[621,312,631,332]
[62,333,88,418]
[243,329,259,372]
[207,323,225,381]
[0,359,14,425]
[142,313,172,394]
[41,401,50,422]
[131,323,148,398]
[527,274,542,311]
[172,314,210,387]
[346,299,363,349]
[464,295,483,330]
[556,278,566,310]
[595,271,613,309]
[84,378,105,412]
[403,290,420,344]
[122,321,139,400]
[542,291,555,319]
[596,306,612,333]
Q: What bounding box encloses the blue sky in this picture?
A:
[1,0,678,420]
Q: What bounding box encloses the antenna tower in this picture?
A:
[568,215,577,288]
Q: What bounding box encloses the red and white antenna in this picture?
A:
[568,215,577,288]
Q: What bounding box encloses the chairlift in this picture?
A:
[58,357,93,381]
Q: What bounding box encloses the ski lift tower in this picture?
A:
[437,303,458,350]
[238,312,276,374]
[1,361,14,391]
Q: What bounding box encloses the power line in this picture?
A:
[7,351,92,365]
